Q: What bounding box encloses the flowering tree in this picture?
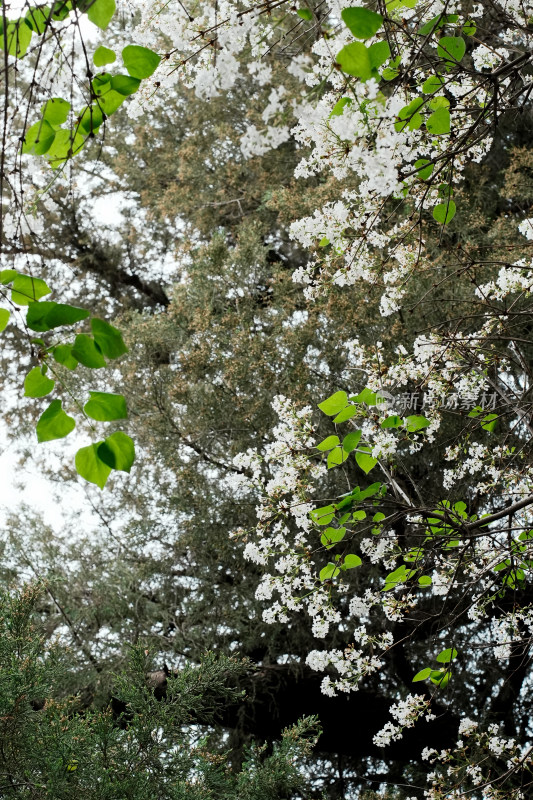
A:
[2,0,533,796]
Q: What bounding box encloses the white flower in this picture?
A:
[518,218,533,240]
[243,542,267,565]
[458,717,478,736]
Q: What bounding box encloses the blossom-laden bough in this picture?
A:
[2,0,533,796]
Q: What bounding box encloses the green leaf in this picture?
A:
[343,430,362,453]
[429,95,450,110]
[384,564,415,590]
[355,446,377,474]
[395,97,424,132]
[430,669,450,687]
[381,67,399,80]
[327,446,349,468]
[122,44,161,79]
[381,415,402,428]
[75,443,111,489]
[71,334,106,368]
[320,527,346,548]
[493,560,510,573]
[310,505,335,526]
[414,158,434,180]
[436,647,458,664]
[42,98,70,127]
[297,8,312,20]
[0,269,17,284]
[84,391,128,421]
[336,491,356,510]
[418,575,432,586]
[82,0,116,29]
[24,366,55,398]
[92,73,112,96]
[0,19,33,58]
[52,1,73,21]
[433,200,456,225]
[26,301,89,331]
[97,89,127,116]
[319,562,340,581]
[97,431,135,472]
[353,387,379,406]
[405,414,431,432]
[404,547,424,563]
[91,318,128,358]
[333,405,356,423]
[318,391,348,416]
[0,309,9,332]
[316,435,340,452]
[463,20,476,36]
[426,107,450,134]
[26,302,58,332]
[53,344,78,370]
[422,75,445,93]
[362,482,384,500]
[368,40,390,70]
[21,120,56,155]
[93,45,116,66]
[341,7,383,39]
[438,36,466,64]
[418,13,458,36]
[336,42,372,80]
[330,97,352,118]
[481,413,498,432]
[36,399,75,442]
[111,74,141,95]
[437,183,453,200]
[412,667,432,682]
[25,6,51,34]
[344,554,362,569]
[12,275,52,306]
[46,129,85,167]
[78,105,104,135]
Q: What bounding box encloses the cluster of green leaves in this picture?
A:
[468,405,499,432]
[13,1,160,167]
[336,8,390,82]
[316,388,430,473]
[0,269,134,488]
[310,482,387,581]
[413,646,459,689]
[492,529,533,593]
[334,6,481,227]
[1,1,116,58]
[311,388,437,588]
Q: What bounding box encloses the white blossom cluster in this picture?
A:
[110,0,533,318]
[236,394,412,694]
[235,313,533,696]
[306,629,393,696]
[422,719,532,799]
[490,604,533,661]
[236,396,338,632]
[373,694,434,747]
